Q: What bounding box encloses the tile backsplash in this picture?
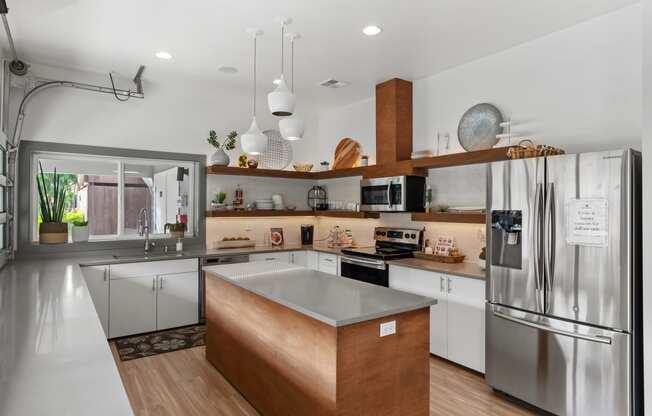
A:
[207,213,485,261]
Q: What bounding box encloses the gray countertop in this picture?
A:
[204,262,437,327]
[387,258,486,280]
[0,258,133,416]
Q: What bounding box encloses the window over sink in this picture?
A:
[31,151,198,243]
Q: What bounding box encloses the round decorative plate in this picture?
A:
[258,129,293,170]
[457,103,503,151]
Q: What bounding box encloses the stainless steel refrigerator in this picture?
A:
[486,149,642,416]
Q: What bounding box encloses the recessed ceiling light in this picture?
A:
[362,25,382,36]
[155,51,173,60]
[273,79,281,85]
[218,66,238,74]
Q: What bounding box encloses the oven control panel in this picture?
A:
[374,227,422,244]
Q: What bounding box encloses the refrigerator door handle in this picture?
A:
[544,182,556,311]
[492,309,612,344]
[533,183,545,311]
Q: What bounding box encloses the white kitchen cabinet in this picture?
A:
[388,266,447,357]
[289,250,307,267]
[80,265,110,337]
[157,271,199,330]
[110,275,157,338]
[445,275,485,373]
[108,259,199,338]
[250,252,291,263]
[388,265,485,373]
[318,252,339,275]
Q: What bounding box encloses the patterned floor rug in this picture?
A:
[115,325,205,361]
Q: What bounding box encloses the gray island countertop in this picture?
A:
[204,261,437,327]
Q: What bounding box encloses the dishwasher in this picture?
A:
[200,254,249,323]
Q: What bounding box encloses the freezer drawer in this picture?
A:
[486,305,631,416]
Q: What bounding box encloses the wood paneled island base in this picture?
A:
[205,274,430,416]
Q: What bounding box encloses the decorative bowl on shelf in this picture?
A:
[293,163,313,172]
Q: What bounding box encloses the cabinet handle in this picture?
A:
[160,277,164,290]
[103,268,107,281]
[152,277,156,291]
[265,258,275,261]
[447,277,452,294]
[440,276,445,292]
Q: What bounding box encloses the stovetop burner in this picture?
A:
[340,246,415,260]
[341,226,423,261]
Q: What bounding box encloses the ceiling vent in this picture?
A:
[319,78,349,89]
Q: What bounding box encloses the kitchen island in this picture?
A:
[204,261,436,416]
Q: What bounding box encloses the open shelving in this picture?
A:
[205,210,380,219]
[206,147,518,180]
[411,212,486,224]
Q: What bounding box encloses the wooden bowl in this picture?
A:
[293,164,313,172]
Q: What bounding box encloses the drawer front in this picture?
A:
[250,252,291,263]
[110,258,198,279]
[318,253,338,275]
[388,265,442,298]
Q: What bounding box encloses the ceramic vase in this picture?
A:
[210,148,230,166]
[71,225,90,242]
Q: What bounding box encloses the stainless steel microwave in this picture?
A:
[360,176,426,212]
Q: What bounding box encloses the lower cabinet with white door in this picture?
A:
[81,265,110,337]
[389,265,485,373]
[108,258,199,339]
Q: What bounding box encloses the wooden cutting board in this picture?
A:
[332,138,361,169]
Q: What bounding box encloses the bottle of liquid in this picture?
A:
[234,184,244,210]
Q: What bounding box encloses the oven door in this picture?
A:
[360,177,405,212]
[340,255,388,287]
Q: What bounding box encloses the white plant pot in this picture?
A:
[209,148,230,166]
[71,225,90,243]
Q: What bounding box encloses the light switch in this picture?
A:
[380,320,396,337]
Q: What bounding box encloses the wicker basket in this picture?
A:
[507,139,565,160]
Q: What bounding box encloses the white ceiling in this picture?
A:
[4,0,640,110]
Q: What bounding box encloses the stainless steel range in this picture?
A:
[340,227,423,287]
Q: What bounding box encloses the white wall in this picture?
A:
[642,0,652,412]
[314,5,642,159]
[413,4,641,155]
[11,63,319,165]
[314,97,376,165]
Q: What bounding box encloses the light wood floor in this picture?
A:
[111,343,535,416]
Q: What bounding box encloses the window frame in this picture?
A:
[17,140,206,256]
[30,152,197,243]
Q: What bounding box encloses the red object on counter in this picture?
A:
[177,214,188,224]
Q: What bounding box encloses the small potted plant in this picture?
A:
[207,130,237,166]
[71,219,90,242]
[36,162,69,244]
[478,247,486,270]
[360,155,369,166]
[164,222,187,238]
[319,161,330,172]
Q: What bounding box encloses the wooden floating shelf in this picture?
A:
[411,212,486,224]
[206,165,313,179]
[206,147,518,180]
[316,211,380,219]
[206,210,380,219]
[411,146,515,169]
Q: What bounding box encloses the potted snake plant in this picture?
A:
[36,162,69,244]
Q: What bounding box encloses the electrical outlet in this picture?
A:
[379,320,396,337]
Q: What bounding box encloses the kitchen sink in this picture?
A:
[112,252,187,261]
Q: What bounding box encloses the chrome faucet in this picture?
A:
[137,208,151,253]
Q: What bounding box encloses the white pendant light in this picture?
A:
[267,18,295,117]
[241,28,268,155]
[280,32,305,141]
